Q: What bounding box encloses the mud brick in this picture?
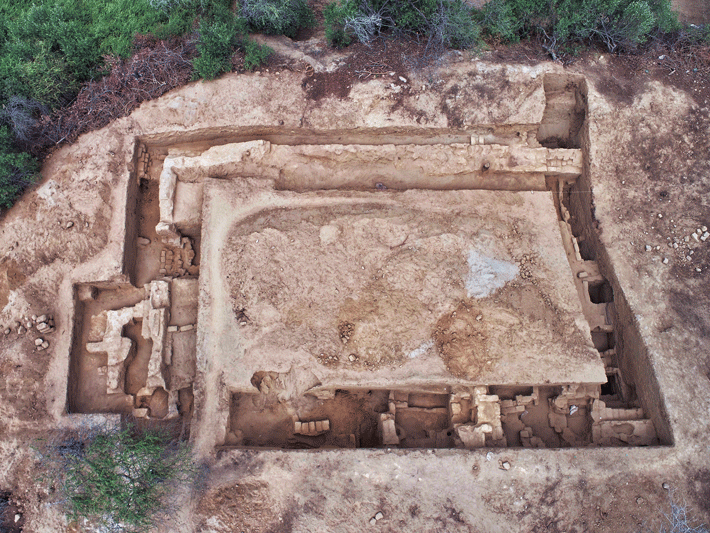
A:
[315,421,323,432]
[308,421,316,433]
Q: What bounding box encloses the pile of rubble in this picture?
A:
[3,313,55,351]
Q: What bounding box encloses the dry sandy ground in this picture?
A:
[0,36,708,532]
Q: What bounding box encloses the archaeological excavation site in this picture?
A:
[1,47,709,531]
[64,73,665,453]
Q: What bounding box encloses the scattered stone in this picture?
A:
[4,327,10,335]
[398,76,407,83]
[702,225,708,232]
[375,512,384,520]
[636,497,644,505]
[14,514,21,523]
[702,232,709,242]
[476,314,483,321]
[179,324,194,331]
[370,518,377,526]
[137,237,151,246]
[37,322,50,332]
[645,245,652,251]
[499,460,511,470]
[167,325,178,332]
[65,221,74,228]
[24,321,32,329]
[34,338,43,346]
[692,233,699,241]
[662,258,669,264]
[31,314,37,321]
[696,267,702,272]
[41,341,49,349]
[17,326,25,335]
[348,354,357,362]
[662,482,670,490]
[37,314,47,323]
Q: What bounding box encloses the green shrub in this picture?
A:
[44,426,195,533]
[497,0,678,53]
[243,39,272,70]
[241,0,315,38]
[193,8,247,79]
[0,126,38,209]
[324,0,481,50]
[477,0,519,42]
[324,0,358,46]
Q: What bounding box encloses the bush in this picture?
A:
[0,126,38,209]
[40,426,195,533]
[324,0,359,46]
[243,39,272,70]
[240,0,315,38]
[194,13,246,79]
[324,0,481,51]
[498,0,679,53]
[477,0,519,42]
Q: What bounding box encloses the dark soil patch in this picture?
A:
[301,37,430,101]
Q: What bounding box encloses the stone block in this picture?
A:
[379,413,399,446]
[456,425,487,449]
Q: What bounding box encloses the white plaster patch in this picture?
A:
[319,224,341,246]
[465,250,518,298]
[36,180,59,206]
[408,340,434,359]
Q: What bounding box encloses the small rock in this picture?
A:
[662,258,669,264]
[398,76,407,83]
[4,327,10,335]
[499,460,511,470]
[66,221,74,228]
[25,321,32,329]
[17,326,25,335]
[375,512,384,520]
[662,482,670,490]
[14,514,21,523]
[348,354,357,362]
[34,338,43,346]
[657,213,663,218]
[370,518,377,526]
[167,325,178,332]
[31,314,37,321]
[37,322,50,332]
[41,341,49,348]
[645,245,652,252]
[137,237,151,246]
[702,226,708,232]
[696,267,702,272]
[179,324,194,332]
[701,232,709,241]
[692,233,699,241]
[637,497,644,504]
[476,314,483,321]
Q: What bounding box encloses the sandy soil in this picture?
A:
[0,34,708,533]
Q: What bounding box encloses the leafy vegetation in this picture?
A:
[241,0,315,39]
[0,126,38,209]
[324,0,679,55]
[39,426,195,532]
[0,0,276,211]
[324,0,481,51]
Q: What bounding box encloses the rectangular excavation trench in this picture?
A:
[68,74,671,450]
